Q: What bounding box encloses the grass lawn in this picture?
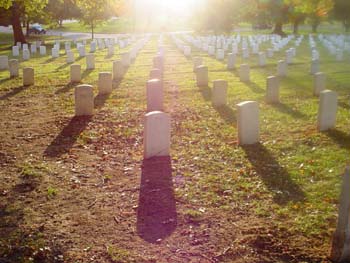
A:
[0,27,349,262]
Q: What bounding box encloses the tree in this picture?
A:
[76,0,114,39]
[0,0,48,44]
[45,0,81,27]
[257,0,291,36]
[333,0,350,32]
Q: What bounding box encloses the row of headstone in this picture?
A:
[144,43,170,159]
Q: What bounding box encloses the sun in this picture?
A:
[133,0,202,31]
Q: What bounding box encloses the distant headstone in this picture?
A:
[239,64,250,82]
[39,46,46,56]
[310,59,320,75]
[86,54,95,70]
[23,67,34,86]
[184,46,191,57]
[75,84,94,116]
[143,111,170,159]
[153,55,164,72]
[121,52,131,68]
[193,57,203,72]
[98,72,112,95]
[30,44,37,54]
[146,79,163,112]
[66,51,75,63]
[314,72,326,96]
[277,60,287,77]
[258,52,266,67]
[227,53,235,70]
[317,90,337,131]
[23,49,30,61]
[237,101,259,145]
[212,79,227,107]
[78,45,86,57]
[195,65,208,87]
[12,46,19,57]
[0,55,9,70]
[70,64,81,83]
[113,60,124,80]
[51,48,59,58]
[266,76,280,103]
[9,59,19,77]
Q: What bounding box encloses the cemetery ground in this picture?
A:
[0,31,350,263]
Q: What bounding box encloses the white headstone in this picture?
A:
[0,56,9,70]
[108,45,114,56]
[65,51,74,64]
[146,79,163,112]
[51,48,59,58]
[39,46,46,56]
[143,111,170,159]
[30,44,37,54]
[9,59,19,77]
[193,57,203,72]
[86,53,95,70]
[78,45,86,57]
[12,46,19,57]
[216,49,225,60]
[195,65,208,87]
[153,55,164,72]
[258,52,266,67]
[23,67,34,86]
[237,101,259,145]
[113,60,124,80]
[227,53,235,70]
[310,59,320,75]
[98,72,112,95]
[70,64,81,83]
[75,84,94,116]
[266,76,280,103]
[277,60,287,77]
[239,64,250,82]
[23,49,30,61]
[184,46,191,57]
[317,90,337,131]
[121,52,131,68]
[314,72,326,96]
[212,79,228,107]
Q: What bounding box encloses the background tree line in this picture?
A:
[0,0,349,44]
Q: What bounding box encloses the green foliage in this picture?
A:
[333,0,350,31]
[47,186,58,198]
[107,246,136,263]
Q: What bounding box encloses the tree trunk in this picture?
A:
[312,22,319,33]
[11,2,26,44]
[293,21,299,35]
[26,20,29,37]
[272,21,286,36]
[344,21,350,32]
[59,19,63,27]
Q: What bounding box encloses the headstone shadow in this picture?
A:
[94,93,109,109]
[137,156,177,243]
[271,102,307,119]
[324,129,350,149]
[55,83,75,94]
[82,69,93,79]
[242,143,305,205]
[44,116,92,158]
[0,86,28,101]
[214,104,236,125]
[245,81,265,93]
[0,77,11,85]
[56,62,72,71]
[44,57,56,63]
[198,85,211,101]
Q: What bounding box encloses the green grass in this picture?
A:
[0,26,350,261]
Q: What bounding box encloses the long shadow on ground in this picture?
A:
[137,156,177,243]
[44,116,92,158]
[0,86,28,101]
[271,102,307,119]
[214,104,236,125]
[325,129,350,149]
[242,143,305,205]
